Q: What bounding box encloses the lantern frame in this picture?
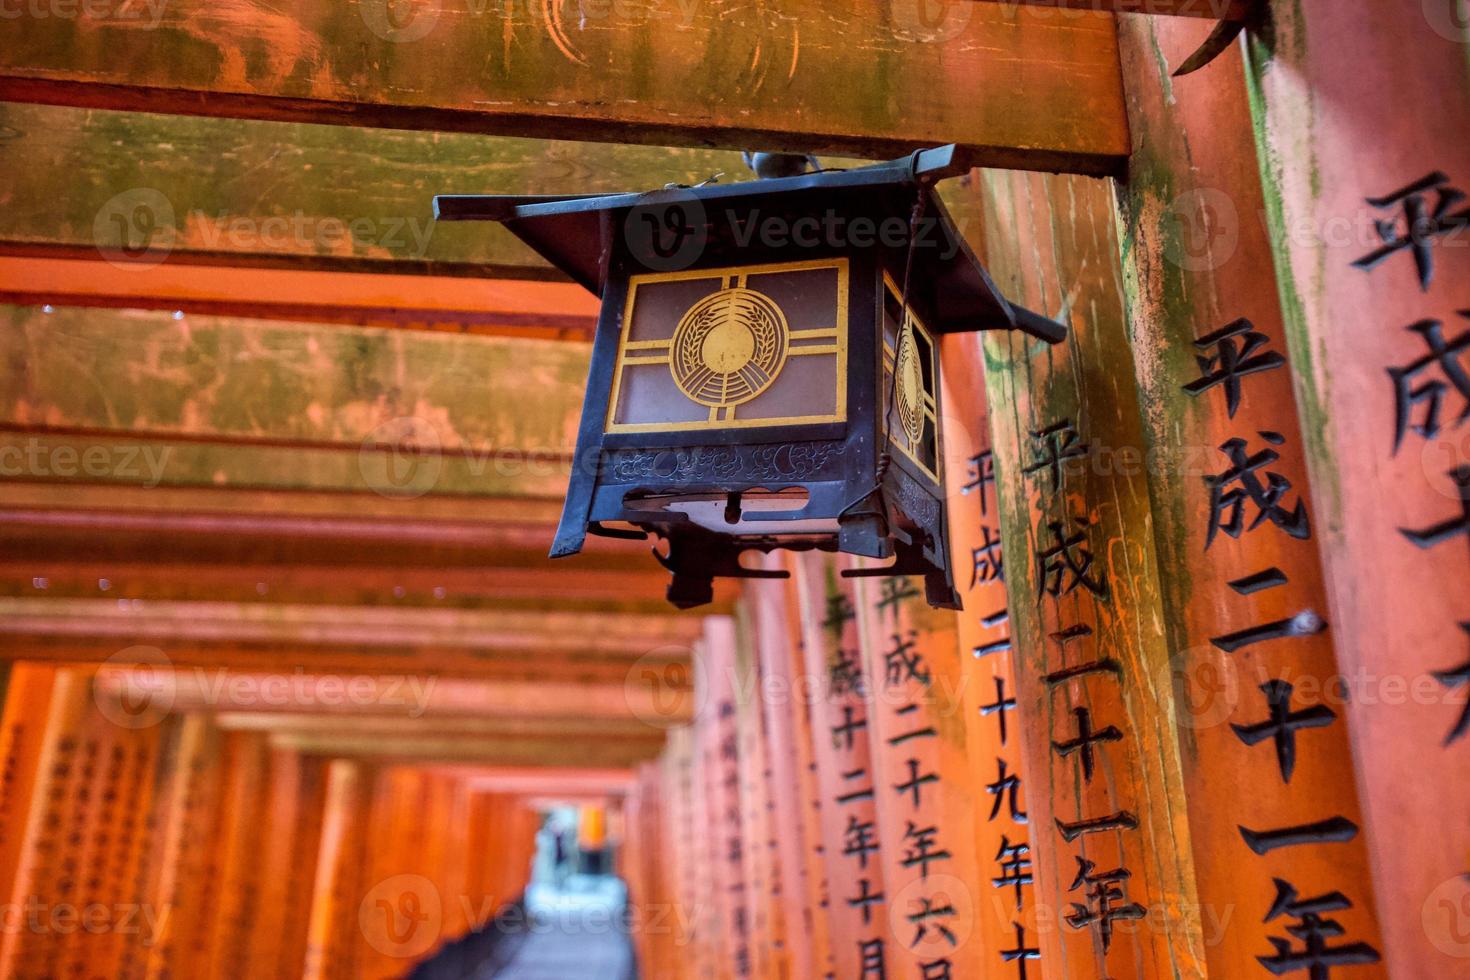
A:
[435,146,1066,609]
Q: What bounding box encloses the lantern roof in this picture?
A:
[435,145,1065,342]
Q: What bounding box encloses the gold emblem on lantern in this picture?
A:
[670,287,790,409]
[893,314,926,447]
[882,273,940,482]
[604,258,848,434]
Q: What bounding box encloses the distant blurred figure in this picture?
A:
[552,820,571,888]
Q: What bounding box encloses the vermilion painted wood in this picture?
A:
[749,573,829,979]
[303,758,371,980]
[695,619,742,980]
[1246,1,1470,969]
[624,765,656,977]
[201,734,270,975]
[732,609,789,980]
[276,754,329,977]
[106,721,166,980]
[140,713,225,980]
[939,332,1044,977]
[661,727,701,980]
[0,668,91,975]
[976,168,1206,977]
[779,569,840,979]
[47,675,120,977]
[790,552,892,979]
[851,560,990,977]
[1115,15,1386,974]
[251,748,307,976]
[0,257,600,339]
[0,664,57,914]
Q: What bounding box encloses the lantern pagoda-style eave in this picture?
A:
[435,145,1067,343]
[433,145,1069,610]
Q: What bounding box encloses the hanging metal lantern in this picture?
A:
[436,145,1065,609]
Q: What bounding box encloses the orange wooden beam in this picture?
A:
[0,256,599,340]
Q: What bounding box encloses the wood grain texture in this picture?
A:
[939,331,1042,978]
[1244,1,1470,970]
[790,553,893,979]
[0,303,589,498]
[0,102,769,278]
[974,0,1247,13]
[851,562,989,977]
[1114,14,1385,974]
[975,167,1206,977]
[0,1,1128,174]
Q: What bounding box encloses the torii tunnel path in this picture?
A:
[478,879,636,980]
[481,927,634,980]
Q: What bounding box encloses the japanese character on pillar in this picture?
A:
[1257,878,1381,977]
[961,449,996,514]
[1386,313,1470,453]
[1231,680,1338,783]
[1352,172,1470,291]
[1400,465,1470,551]
[970,525,1005,587]
[1051,706,1123,784]
[1063,856,1148,955]
[894,822,952,887]
[1022,419,1088,492]
[1035,514,1107,600]
[985,757,1027,824]
[1000,922,1041,980]
[1182,317,1287,418]
[1431,623,1470,745]
[1203,432,1312,547]
[1210,567,1327,653]
[991,836,1033,911]
[858,938,888,979]
[882,631,931,688]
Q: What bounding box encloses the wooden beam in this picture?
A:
[0,303,586,498]
[275,731,665,768]
[96,672,691,724]
[0,2,1128,175]
[0,103,989,282]
[973,0,1247,14]
[217,714,668,743]
[0,102,768,278]
[0,598,703,657]
[0,257,599,340]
